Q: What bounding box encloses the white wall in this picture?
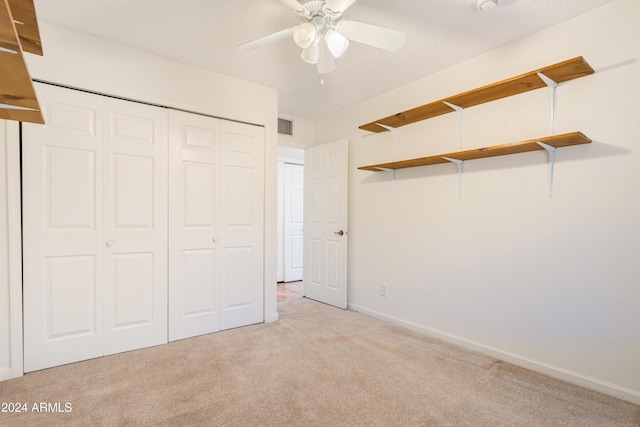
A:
[278,116,315,149]
[315,0,640,404]
[278,146,305,164]
[0,23,279,381]
[27,24,277,129]
[0,120,22,381]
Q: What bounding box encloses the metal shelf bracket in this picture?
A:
[375,123,395,132]
[0,102,39,111]
[1,46,18,54]
[377,167,396,180]
[443,101,465,149]
[375,122,398,161]
[443,156,464,201]
[537,72,558,134]
[536,141,557,197]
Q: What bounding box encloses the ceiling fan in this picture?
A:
[239,0,406,74]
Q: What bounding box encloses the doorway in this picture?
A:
[277,147,304,302]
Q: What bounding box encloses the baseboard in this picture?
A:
[265,311,279,323]
[348,303,640,406]
[0,367,14,382]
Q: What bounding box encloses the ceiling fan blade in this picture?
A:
[275,0,305,12]
[317,40,336,74]
[239,27,294,51]
[340,20,406,52]
[325,0,358,13]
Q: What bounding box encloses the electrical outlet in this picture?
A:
[379,283,388,297]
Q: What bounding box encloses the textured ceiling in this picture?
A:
[32,0,614,120]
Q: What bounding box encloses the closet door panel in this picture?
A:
[23,84,105,372]
[182,248,216,313]
[110,252,154,325]
[220,121,264,330]
[183,161,216,227]
[46,147,97,229]
[168,111,221,341]
[103,100,168,355]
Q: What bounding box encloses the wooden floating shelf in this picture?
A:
[0,0,44,124]
[358,132,591,172]
[359,57,594,133]
[8,0,43,55]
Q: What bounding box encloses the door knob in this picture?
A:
[212,236,219,243]
[106,240,115,247]
[334,230,344,236]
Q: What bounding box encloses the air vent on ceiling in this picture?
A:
[278,118,294,136]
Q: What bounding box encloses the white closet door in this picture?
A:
[102,98,168,355]
[23,85,105,372]
[168,111,222,341]
[219,120,264,330]
[168,114,265,337]
[23,84,169,371]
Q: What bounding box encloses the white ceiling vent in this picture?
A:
[278,118,294,136]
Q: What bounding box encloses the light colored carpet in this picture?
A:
[1,298,638,426]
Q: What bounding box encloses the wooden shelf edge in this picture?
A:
[8,0,43,56]
[358,132,591,172]
[0,0,44,124]
[359,57,594,133]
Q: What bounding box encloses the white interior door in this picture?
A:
[284,163,304,282]
[168,110,222,341]
[219,120,265,330]
[303,139,348,309]
[23,83,168,372]
[102,98,168,355]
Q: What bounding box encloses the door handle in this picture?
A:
[334,230,344,236]
[106,240,115,247]
[212,236,219,243]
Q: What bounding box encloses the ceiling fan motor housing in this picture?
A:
[295,1,342,38]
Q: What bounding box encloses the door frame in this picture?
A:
[0,120,23,380]
[276,146,305,284]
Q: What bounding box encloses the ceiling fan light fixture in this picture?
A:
[301,41,320,64]
[293,22,317,48]
[325,29,349,58]
[239,0,408,75]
